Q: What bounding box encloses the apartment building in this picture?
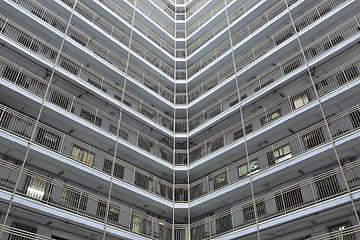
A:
[0,0,360,239]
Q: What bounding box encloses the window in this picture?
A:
[160,184,172,200]
[293,94,309,109]
[328,222,354,240]
[108,125,129,140]
[229,99,239,107]
[134,172,151,190]
[87,78,107,93]
[215,214,232,234]
[61,189,88,211]
[302,128,325,150]
[243,201,266,223]
[80,109,102,127]
[96,202,119,222]
[210,137,224,152]
[238,159,259,179]
[349,110,360,129]
[315,175,341,199]
[190,184,203,200]
[9,222,37,240]
[260,109,282,125]
[213,172,227,189]
[35,128,61,151]
[283,60,301,75]
[49,91,70,109]
[71,145,94,166]
[233,124,253,140]
[26,176,46,200]
[267,144,292,166]
[60,60,78,75]
[132,215,145,233]
[138,137,153,152]
[103,159,124,179]
[275,187,303,212]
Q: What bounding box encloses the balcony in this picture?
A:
[186,0,356,98]
[0,159,172,239]
[187,10,360,131]
[190,156,360,239]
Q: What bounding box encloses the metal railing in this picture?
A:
[97,0,177,57]
[0,225,55,240]
[187,0,349,79]
[0,104,180,201]
[0,159,172,239]
[188,16,360,163]
[0,17,176,130]
[135,0,175,36]
[189,100,360,200]
[187,0,292,55]
[0,54,176,160]
[149,0,176,19]
[11,0,176,80]
[187,14,360,131]
[1,222,360,239]
[186,0,213,18]
[0,14,176,106]
[190,153,360,239]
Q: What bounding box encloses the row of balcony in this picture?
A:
[1,222,360,240]
[187,13,360,132]
[189,10,360,122]
[189,94,360,199]
[1,138,360,239]
[1,10,358,175]
[148,0,176,19]
[6,0,354,138]
[187,0,348,80]
[187,0,350,103]
[97,0,178,53]
[187,17,360,163]
[12,0,177,80]
[190,155,360,239]
[0,15,181,131]
[1,85,359,205]
[187,0,293,55]
[0,159,173,239]
[0,13,358,172]
[9,0,351,109]
[0,103,181,201]
[0,54,177,155]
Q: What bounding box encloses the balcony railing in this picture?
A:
[190,154,360,239]
[188,17,360,164]
[97,0,177,56]
[0,55,176,158]
[11,0,176,80]
[135,0,175,36]
[187,0,349,79]
[186,0,214,19]
[0,18,176,130]
[187,0,293,55]
[148,0,176,19]
[0,104,178,200]
[1,222,360,240]
[0,225,54,240]
[187,15,360,132]
[0,159,173,239]
[189,100,360,200]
